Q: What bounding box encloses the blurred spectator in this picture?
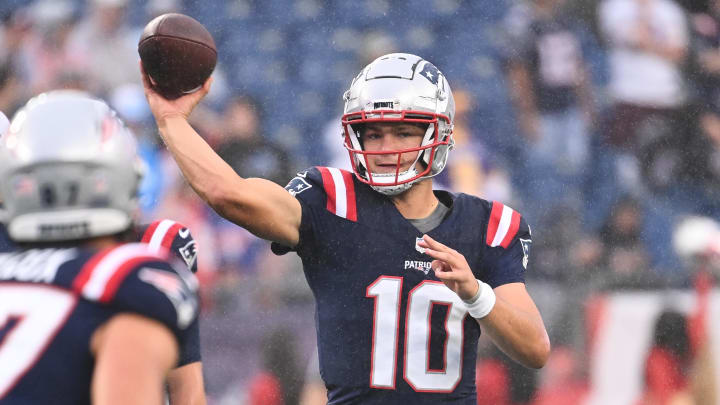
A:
[0,8,30,115]
[475,357,512,405]
[599,0,689,191]
[0,61,22,117]
[440,88,514,202]
[679,3,720,207]
[216,95,294,185]
[67,0,139,93]
[635,305,716,405]
[476,348,538,405]
[19,0,86,93]
[599,196,651,279]
[530,346,589,405]
[689,0,720,106]
[505,0,595,177]
[530,204,585,281]
[247,328,305,405]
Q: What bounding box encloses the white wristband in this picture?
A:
[463,279,496,319]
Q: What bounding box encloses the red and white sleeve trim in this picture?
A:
[486,201,521,249]
[317,166,357,222]
[141,219,183,253]
[72,244,164,303]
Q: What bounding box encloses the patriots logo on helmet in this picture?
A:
[418,62,440,85]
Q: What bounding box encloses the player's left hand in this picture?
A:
[418,234,479,301]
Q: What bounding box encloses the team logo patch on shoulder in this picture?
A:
[178,240,197,270]
[285,176,312,196]
[520,238,532,269]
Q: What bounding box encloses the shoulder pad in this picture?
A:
[71,243,171,303]
[284,166,357,222]
[138,219,198,273]
[72,242,198,330]
[485,201,525,249]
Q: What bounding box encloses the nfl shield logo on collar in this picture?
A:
[415,237,426,254]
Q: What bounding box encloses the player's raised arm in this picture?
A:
[140,67,302,248]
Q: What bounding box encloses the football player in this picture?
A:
[0,91,199,405]
[141,53,550,404]
[136,219,205,405]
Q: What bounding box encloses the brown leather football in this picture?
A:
[138,13,217,99]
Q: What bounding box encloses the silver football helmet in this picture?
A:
[0,90,143,242]
[342,53,455,195]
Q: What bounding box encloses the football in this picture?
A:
[138,13,217,100]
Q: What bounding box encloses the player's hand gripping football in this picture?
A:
[417,234,480,301]
[140,62,212,125]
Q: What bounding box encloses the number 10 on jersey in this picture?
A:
[366,276,468,392]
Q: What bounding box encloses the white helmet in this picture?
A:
[342,53,455,195]
[0,90,143,242]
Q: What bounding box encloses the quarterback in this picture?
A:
[142,53,550,404]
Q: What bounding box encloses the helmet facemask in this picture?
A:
[341,53,455,196]
[342,110,453,195]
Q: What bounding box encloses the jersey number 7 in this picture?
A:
[0,284,76,399]
[366,276,468,392]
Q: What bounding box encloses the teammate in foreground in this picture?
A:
[0,91,199,405]
[142,53,550,403]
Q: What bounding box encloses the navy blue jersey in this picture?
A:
[0,244,199,405]
[0,226,11,253]
[272,167,532,404]
[0,219,202,366]
[136,219,201,366]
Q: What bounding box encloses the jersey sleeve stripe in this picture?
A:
[147,220,177,251]
[341,169,357,222]
[140,220,162,243]
[500,210,521,248]
[319,167,357,221]
[77,244,164,301]
[485,201,503,246]
[99,255,158,303]
[318,167,337,215]
[488,203,520,248]
[159,223,183,251]
[490,204,514,247]
[72,247,115,295]
[328,167,348,218]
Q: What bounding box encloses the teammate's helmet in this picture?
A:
[342,53,455,195]
[0,90,143,242]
